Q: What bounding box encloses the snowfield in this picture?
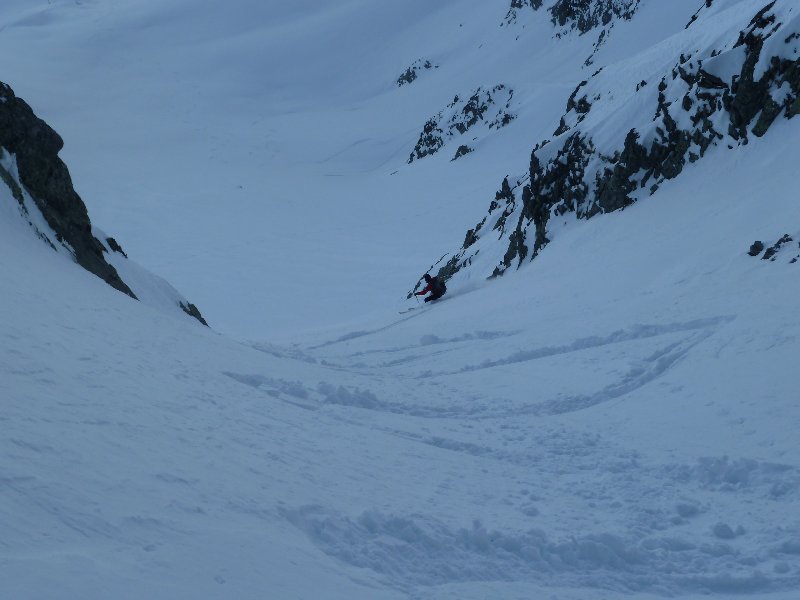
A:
[1,0,799,599]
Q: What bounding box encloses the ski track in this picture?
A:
[221,313,800,595]
[306,311,427,350]
[230,317,733,419]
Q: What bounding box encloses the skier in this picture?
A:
[415,274,446,303]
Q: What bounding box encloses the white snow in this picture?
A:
[0,1,798,599]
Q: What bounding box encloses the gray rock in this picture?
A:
[452,144,474,161]
[550,0,640,34]
[748,240,765,256]
[0,80,135,299]
[0,80,208,326]
[762,234,793,260]
[504,0,544,25]
[397,59,437,87]
[408,85,514,163]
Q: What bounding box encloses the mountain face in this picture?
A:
[506,0,640,30]
[408,85,516,163]
[0,81,135,298]
[428,0,799,288]
[0,80,207,325]
[549,0,641,34]
[0,1,798,599]
[505,0,641,64]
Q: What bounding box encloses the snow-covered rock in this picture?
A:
[504,0,641,63]
[408,85,515,163]
[0,81,134,298]
[397,58,439,87]
[503,0,545,26]
[436,0,800,283]
[550,0,641,35]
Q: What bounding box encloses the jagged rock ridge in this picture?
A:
[551,0,642,65]
[503,0,544,25]
[0,81,135,298]
[408,85,515,163]
[503,0,639,31]
[550,0,640,35]
[431,0,799,285]
[503,0,641,65]
[749,233,799,262]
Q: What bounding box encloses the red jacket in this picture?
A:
[415,281,434,296]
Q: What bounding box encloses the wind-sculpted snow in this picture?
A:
[436,0,800,284]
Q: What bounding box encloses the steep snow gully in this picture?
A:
[1,0,799,599]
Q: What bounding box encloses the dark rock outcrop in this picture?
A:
[180,302,209,326]
[748,234,799,262]
[429,1,800,285]
[748,240,765,256]
[452,144,474,161]
[555,79,591,135]
[0,80,209,326]
[106,236,128,258]
[503,1,641,65]
[0,81,135,298]
[495,13,799,273]
[761,234,794,261]
[549,0,642,65]
[408,85,515,163]
[686,0,717,30]
[503,0,544,25]
[550,0,640,34]
[397,59,438,87]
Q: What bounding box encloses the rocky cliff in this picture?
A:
[0,80,207,325]
[0,81,135,298]
[426,0,799,289]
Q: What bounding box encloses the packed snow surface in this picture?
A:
[1,0,799,598]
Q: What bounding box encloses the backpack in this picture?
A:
[431,277,446,296]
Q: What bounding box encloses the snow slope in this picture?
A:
[0,0,705,340]
[2,117,799,599]
[1,0,799,599]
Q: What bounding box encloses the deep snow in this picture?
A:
[1,1,799,599]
